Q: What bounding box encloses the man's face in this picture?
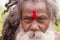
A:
[15,1,54,40]
[21,0,50,32]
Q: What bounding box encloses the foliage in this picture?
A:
[0,7,3,36]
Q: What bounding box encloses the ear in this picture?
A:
[2,6,20,40]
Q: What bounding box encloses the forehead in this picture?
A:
[22,0,46,10]
[22,0,48,16]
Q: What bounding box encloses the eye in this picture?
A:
[23,17,32,23]
[37,16,48,23]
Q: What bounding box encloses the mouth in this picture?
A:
[29,31,35,38]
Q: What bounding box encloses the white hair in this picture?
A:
[46,0,58,25]
[15,21,55,40]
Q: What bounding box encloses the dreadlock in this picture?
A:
[2,0,21,40]
[3,0,18,14]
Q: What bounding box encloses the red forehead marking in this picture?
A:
[31,10,37,19]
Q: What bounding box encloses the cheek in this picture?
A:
[21,21,30,32]
[39,20,50,32]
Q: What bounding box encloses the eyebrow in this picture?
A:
[23,16,31,19]
[37,15,48,19]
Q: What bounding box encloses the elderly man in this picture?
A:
[2,0,60,40]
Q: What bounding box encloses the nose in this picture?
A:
[30,22,40,31]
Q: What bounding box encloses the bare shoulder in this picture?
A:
[54,31,60,40]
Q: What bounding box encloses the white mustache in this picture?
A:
[15,30,42,40]
[15,21,55,40]
[15,29,55,40]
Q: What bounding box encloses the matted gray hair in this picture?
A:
[46,0,58,26]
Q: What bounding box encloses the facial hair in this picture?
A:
[15,21,55,40]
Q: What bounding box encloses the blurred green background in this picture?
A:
[0,6,8,36]
[0,7,4,36]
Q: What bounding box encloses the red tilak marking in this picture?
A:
[31,10,37,19]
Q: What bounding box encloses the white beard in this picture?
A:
[15,21,55,40]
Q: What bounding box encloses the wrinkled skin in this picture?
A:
[21,0,50,32]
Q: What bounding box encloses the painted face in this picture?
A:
[21,0,50,32]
